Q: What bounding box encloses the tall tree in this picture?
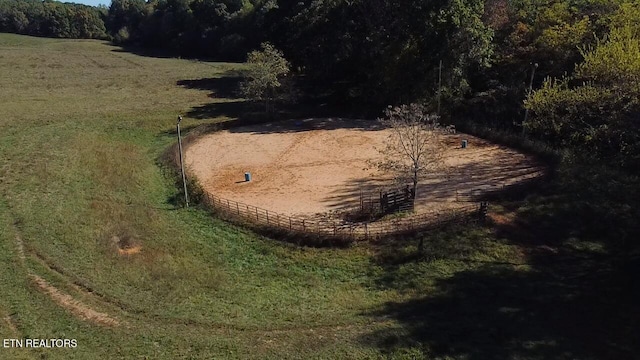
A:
[240,42,292,115]
[376,104,446,203]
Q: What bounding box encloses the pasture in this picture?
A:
[0,33,636,359]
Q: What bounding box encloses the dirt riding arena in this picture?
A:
[186,118,544,219]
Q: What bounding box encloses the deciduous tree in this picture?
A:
[376,104,447,203]
[240,42,291,115]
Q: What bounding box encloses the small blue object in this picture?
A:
[245,172,252,182]
[461,139,468,149]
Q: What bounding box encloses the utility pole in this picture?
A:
[522,63,538,135]
[177,115,189,208]
[437,59,443,117]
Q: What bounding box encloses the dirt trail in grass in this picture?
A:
[29,274,120,327]
[14,233,25,262]
[11,221,123,327]
[2,312,19,335]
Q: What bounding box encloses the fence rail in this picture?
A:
[200,167,546,245]
[202,192,481,245]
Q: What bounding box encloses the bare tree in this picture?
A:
[376,103,446,204]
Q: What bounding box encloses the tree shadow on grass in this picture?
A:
[363,259,640,360]
[361,158,640,359]
[185,100,252,120]
[176,70,256,122]
[177,76,244,99]
[177,71,365,126]
[111,45,176,59]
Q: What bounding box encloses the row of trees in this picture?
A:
[1,0,633,111]
[0,0,107,39]
[1,0,638,171]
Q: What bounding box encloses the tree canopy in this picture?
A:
[240,42,291,115]
[525,3,640,171]
[1,0,639,169]
[0,0,107,39]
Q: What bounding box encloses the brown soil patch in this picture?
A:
[111,235,142,256]
[187,118,545,217]
[30,274,120,327]
[118,246,142,255]
[489,212,517,226]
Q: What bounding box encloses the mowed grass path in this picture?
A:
[3,33,618,359]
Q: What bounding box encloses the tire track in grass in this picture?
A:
[29,274,120,327]
[1,311,19,335]
[14,222,383,334]
[10,219,124,327]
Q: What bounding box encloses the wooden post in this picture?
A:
[289,218,292,230]
[256,207,259,221]
[177,116,189,208]
[437,59,442,117]
[266,211,269,224]
[237,202,240,215]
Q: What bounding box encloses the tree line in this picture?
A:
[1,0,638,171]
[0,0,107,39]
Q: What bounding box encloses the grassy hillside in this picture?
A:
[0,33,637,359]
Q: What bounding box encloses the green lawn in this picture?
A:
[0,33,637,359]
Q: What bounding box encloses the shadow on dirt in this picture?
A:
[226,117,385,134]
[321,144,544,215]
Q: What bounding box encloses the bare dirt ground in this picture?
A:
[186,118,544,217]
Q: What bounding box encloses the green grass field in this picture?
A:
[0,33,637,359]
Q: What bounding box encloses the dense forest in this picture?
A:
[0,0,107,39]
[1,0,638,172]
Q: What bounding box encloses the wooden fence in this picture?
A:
[380,188,415,214]
[202,192,481,245]
[199,168,545,245]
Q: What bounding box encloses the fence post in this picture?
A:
[227,199,230,211]
[364,223,368,240]
[289,218,292,230]
[303,220,306,231]
[237,202,240,215]
[479,201,488,222]
[266,211,269,224]
[256,207,259,221]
